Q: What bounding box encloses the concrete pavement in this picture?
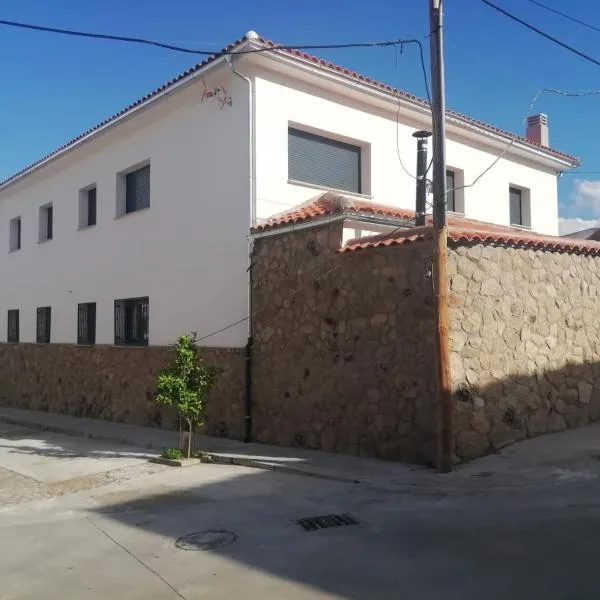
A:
[4,406,600,492]
[3,413,600,598]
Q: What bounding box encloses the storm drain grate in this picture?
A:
[295,513,359,531]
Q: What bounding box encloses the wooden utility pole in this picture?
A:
[429,0,452,472]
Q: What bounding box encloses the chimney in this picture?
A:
[526,113,549,147]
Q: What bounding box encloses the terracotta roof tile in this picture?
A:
[0,33,579,190]
[341,219,600,257]
[254,192,416,231]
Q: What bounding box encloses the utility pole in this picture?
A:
[412,130,432,226]
[429,0,452,472]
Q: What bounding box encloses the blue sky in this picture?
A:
[1,0,599,232]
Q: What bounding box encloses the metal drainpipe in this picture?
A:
[226,55,255,443]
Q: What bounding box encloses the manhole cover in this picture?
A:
[295,513,359,531]
[175,530,237,551]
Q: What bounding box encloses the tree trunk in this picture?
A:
[186,417,192,459]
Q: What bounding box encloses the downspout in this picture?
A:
[226,48,256,443]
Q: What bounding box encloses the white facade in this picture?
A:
[0,68,250,347]
[252,61,564,234]
[0,37,576,347]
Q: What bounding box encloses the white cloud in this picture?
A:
[570,179,600,212]
[558,217,600,236]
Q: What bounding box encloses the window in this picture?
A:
[36,306,51,343]
[114,297,149,346]
[509,186,531,228]
[446,171,455,212]
[39,204,53,242]
[288,127,362,194]
[125,165,150,213]
[77,302,96,345]
[79,187,97,228]
[7,310,19,343]
[9,217,21,251]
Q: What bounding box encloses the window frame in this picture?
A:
[9,217,21,251]
[7,309,19,343]
[446,170,456,212]
[114,297,149,346]
[78,185,97,229]
[36,306,51,344]
[38,203,53,242]
[115,163,151,217]
[77,302,97,345]
[287,126,365,195]
[509,186,523,226]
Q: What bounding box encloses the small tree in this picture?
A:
[155,333,219,458]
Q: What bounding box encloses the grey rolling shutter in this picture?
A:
[125,166,150,213]
[288,128,361,194]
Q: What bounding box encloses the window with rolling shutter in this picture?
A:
[125,166,150,213]
[36,307,51,343]
[7,309,19,343]
[77,302,96,345]
[288,128,362,194]
[114,297,149,346]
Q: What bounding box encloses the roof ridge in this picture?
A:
[0,32,579,190]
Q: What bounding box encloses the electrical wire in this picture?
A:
[393,40,435,181]
[446,87,591,196]
[195,263,341,343]
[526,0,600,35]
[198,199,432,343]
[480,0,600,68]
[561,171,600,175]
[0,18,408,56]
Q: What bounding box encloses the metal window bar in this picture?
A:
[87,188,97,227]
[114,297,148,345]
[36,307,51,343]
[7,309,19,343]
[125,166,150,213]
[77,302,96,345]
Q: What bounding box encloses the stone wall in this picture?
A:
[0,344,245,438]
[448,244,600,461]
[252,223,438,463]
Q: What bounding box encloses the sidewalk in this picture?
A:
[2,406,600,493]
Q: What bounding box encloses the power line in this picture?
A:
[561,171,600,175]
[393,41,435,181]
[0,18,408,56]
[446,87,591,196]
[527,0,600,35]
[480,0,600,69]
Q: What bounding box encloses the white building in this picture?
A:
[0,32,579,349]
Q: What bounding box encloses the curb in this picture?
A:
[0,414,165,450]
[0,412,572,494]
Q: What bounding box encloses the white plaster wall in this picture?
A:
[253,73,560,235]
[0,69,250,347]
